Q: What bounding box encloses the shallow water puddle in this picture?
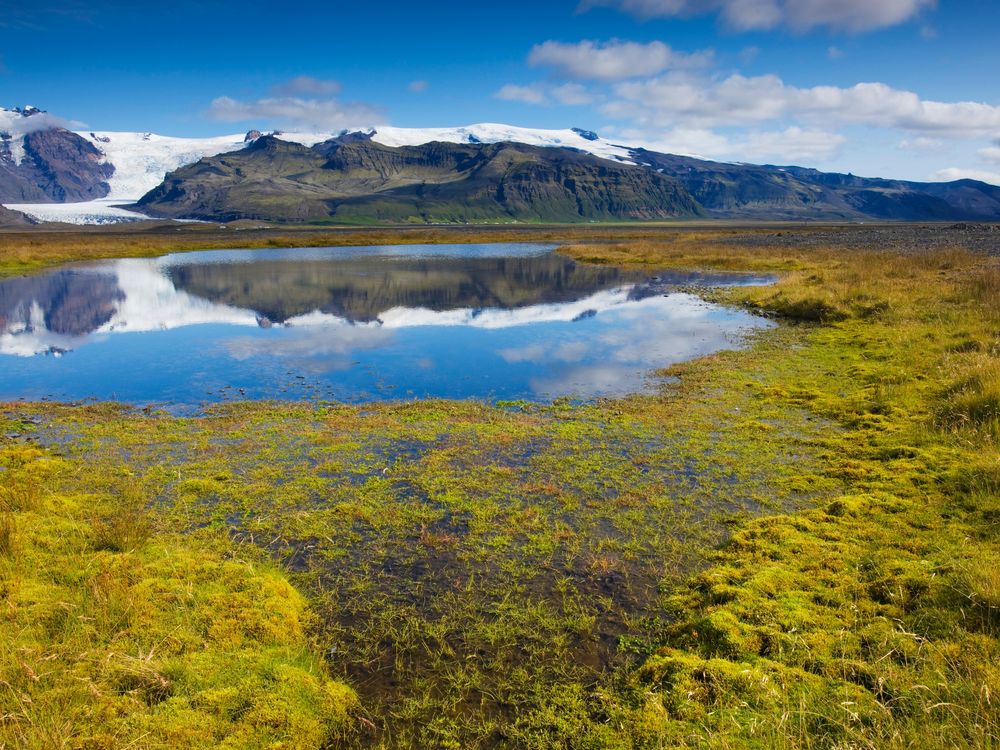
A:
[0,243,773,403]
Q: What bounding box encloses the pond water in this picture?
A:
[0,243,774,405]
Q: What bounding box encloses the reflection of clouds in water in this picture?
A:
[225,322,392,373]
[520,294,773,398]
[531,363,661,399]
[498,343,547,363]
[552,341,590,362]
[500,340,592,365]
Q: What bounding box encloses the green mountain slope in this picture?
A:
[136,136,705,223]
[634,149,1000,221]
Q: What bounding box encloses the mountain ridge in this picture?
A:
[136,135,706,223]
[3,108,1000,224]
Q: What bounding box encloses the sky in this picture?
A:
[2,0,999,184]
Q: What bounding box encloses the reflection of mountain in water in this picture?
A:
[0,270,123,336]
[0,250,658,356]
[165,255,647,324]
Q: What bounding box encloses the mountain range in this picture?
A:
[2,106,1000,225]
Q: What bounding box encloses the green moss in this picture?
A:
[3,236,1000,747]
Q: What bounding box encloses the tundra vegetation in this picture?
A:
[0,227,998,748]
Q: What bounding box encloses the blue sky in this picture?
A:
[2,0,999,183]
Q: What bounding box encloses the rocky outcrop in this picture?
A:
[0,125,114,203]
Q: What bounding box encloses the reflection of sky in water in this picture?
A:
[0,244,774,405]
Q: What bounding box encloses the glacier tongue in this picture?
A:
[81,131,248,200]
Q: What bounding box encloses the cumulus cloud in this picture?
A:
[207,95,385,132]
[270,76,342,96]
[898,136,945,152]
[495,82,597,106]
[206,75,385,131]
[495,84,549,105]
[583,0,936,32]
[624,125,845,162]
[604,73,1000,136]
[933,167,1000,186]
[408,80,429,92]
[980,145,1000,164]
[528,39,712,81]
[551,83,594,106]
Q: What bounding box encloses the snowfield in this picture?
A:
[369,124,634,163]
[3,123,639,224]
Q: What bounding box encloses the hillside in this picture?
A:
[136,135,705,223]
[635,149,1000,221]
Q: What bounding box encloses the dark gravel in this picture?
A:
[718,223,1000,255]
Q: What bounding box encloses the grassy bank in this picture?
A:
[1,229,998,747]
[0,222,906,279]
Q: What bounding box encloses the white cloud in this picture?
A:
[605,73,1000,137]
[207,95,385,132]
[899,137,945,152]
[408,80,429,93]
[585,0,935,32]
[624,125,845,162]
[270,76,341,96]
[528,39,712,81]
[980,146,1000,164]
[494,82,596,106]
[933,167,1000,186]
[740,126,846,162]
[0,109,78,137]
[827,45,843,59]
[551,83,594,106]
[495,84,549,105]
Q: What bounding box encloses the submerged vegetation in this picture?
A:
[1,227,998,747]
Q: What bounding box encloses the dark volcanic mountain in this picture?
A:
[136,135,706,223]
[0,110,114,203]
[136,134,1000,224]
[635,149,1000,221]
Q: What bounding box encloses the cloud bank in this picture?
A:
[584,0,936,32]
[528,39,712,80]
[208,77,385,131]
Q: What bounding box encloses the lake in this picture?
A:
[0,243,774,405]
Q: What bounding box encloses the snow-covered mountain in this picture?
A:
[2,119,637,224]
[4,109,1000,224]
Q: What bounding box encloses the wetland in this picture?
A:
[1,225,998,749]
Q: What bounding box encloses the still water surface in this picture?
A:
[0,243,774,404]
